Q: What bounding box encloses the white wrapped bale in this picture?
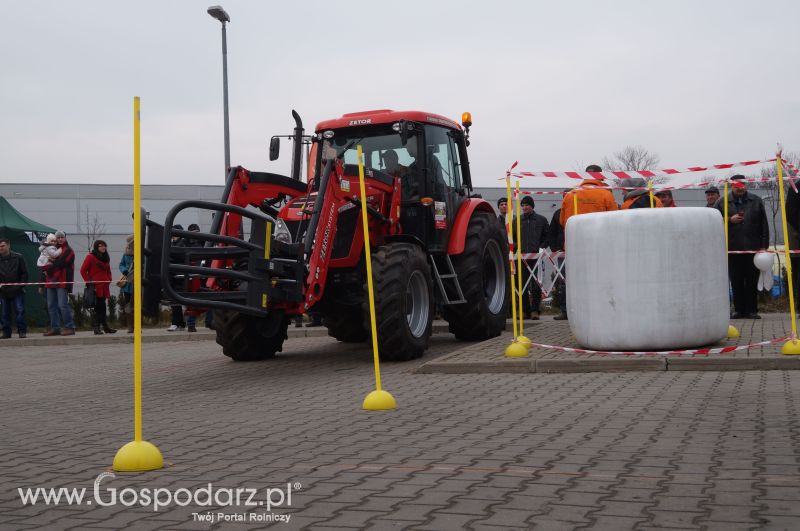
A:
[565,207,728,351]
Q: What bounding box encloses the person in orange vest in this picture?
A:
[619,178,663,209]
[559,165,618,227]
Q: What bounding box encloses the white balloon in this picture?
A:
[754,252,774,272]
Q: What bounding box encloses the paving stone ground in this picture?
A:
[2,327,800,530]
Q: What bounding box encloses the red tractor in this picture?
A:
[147,109,509,361]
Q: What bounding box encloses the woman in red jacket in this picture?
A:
[80,240,116,335]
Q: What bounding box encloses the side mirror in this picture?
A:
[269,137,280,161]
[399,120,409,146]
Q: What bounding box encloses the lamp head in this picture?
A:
[207,5,230,23]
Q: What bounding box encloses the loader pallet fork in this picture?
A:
[160,200,304,318]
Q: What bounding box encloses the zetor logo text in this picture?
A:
[17,472,297,522]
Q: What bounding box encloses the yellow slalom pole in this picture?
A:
[648,180,655,208]
[505,176,518,339]
[724,180,739,338]
[113,97,163,471]
[504,176,526,357]
[515,181,529,350]
[358,145,396,408]
[776,158,800,354]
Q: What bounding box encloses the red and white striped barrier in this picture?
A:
[506,158,777,181]
[525,335,790,356]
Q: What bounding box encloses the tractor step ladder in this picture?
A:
[431,255,466,305]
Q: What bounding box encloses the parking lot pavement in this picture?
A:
[2,334,800,530]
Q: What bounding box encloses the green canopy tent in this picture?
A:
[0,196,57,327]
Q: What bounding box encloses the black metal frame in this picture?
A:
[161,200,279,317]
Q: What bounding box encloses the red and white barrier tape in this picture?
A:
[507,250,800,261]
[511,176,788,194]
[0,280,114,288]
[505,158,777,181]
[526,335,790,356]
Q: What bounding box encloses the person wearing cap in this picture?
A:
[40,230,76,336]
[560,165,618,227]
[654,189,676,207]
[496,197,508,229]
[619,178,664,209]
[705,186,720,208]
[514,195,549,320]
[714,175,769,319]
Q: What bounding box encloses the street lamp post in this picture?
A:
[207,5,231,175]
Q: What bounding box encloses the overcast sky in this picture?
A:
[2,0,798,189]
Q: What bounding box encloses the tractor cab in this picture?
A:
[304,110,474,253]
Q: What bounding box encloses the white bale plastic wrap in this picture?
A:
[565,207,728,351]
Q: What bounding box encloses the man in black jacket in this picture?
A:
[514,196,549,319]
[0,238,28,338]
[785,180,800,310]
[714,175,770,319]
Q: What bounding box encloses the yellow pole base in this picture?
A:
[727,325,740,338]
[782,339,800,355]
[112,440,163,472]
[505,341,529,358]
[363,389,397,410]
[517,335,532,349]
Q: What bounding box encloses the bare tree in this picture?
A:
[602,145,664,185]
[83,206,106,251]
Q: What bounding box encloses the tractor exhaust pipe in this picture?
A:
[290,110,304,181]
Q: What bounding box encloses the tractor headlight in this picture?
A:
[274,219,291,244]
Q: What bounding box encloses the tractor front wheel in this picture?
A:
[213,310,289,361]
[443,212,509,340]
[364,243,433,361]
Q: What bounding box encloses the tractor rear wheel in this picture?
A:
[324,309,368,342]
[364,243,433,361]
[213,310,289,361]
[443,212,509,340]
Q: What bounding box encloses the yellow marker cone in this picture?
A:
[363,390,397,410]
[113,441,164,472]
[113,97,162,472]
[357,145,396,411]
[505,341,529,358]
[517,335,532,349]
[782,339,800,355]
[727,325,740,339]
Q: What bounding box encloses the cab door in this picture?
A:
[422,125,465,253]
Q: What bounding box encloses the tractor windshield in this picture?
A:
[322,133,413,170]
[319,128,420,198]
